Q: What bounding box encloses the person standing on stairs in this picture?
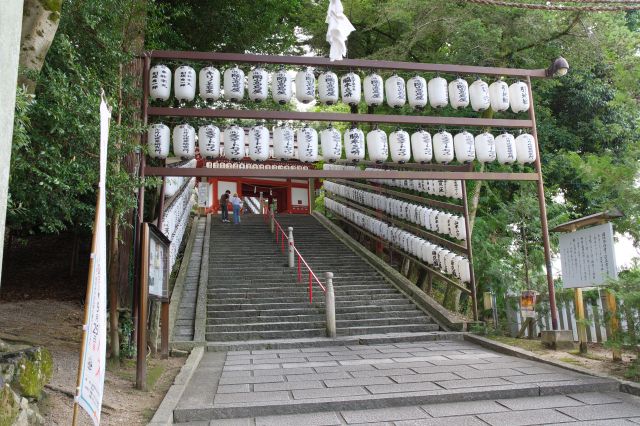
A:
[220,190,231,223]
[230,193,244,224]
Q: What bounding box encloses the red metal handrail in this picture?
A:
[268,210,326,303]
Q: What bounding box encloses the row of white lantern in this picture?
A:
[150,123,536,165]
[164,160,197,197]
[150,64,530,113]
[207,162,308,170]
[324,181,466,241]
[324,198,471,282]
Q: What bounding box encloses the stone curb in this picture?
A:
[169,216,200,343]
[193,215,211,343]
[147,347,204,426]
[463,334,640,397]
[312,212,468,332]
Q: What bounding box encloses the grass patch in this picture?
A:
[558,357,582,365]
[487,335,547,354]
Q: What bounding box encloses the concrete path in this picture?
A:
[172,339,632,423]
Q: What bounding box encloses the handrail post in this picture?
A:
[288,227,295,268]
[270,205,275,234]
[325,272,336,338]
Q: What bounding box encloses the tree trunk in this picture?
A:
[19,0,62,92]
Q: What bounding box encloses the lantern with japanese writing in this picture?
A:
[385,74,406,108]
[297,125,318,163]
[149,64,171,102]
[363,73,384,107]
[199,66,220,103]
[273,124,295,160]
[389,129,411,163]
[147,123,170,159]
[428,76,448,108]
[495,132,517,164]
[344,126,365,162]
[341,72,361,106]
[445,180,463,200]
[295,67,316,104]
[410,129,432,164]
[458,257,471,283]
[489,80,510,112]
[515,133,536,164]
[320,125,342,162]
[444,252,457,275]
[453,131,476,163]
[174,65,196,104]
[198,124,220,160]
[172,123,195,159]
[318,71,339,105]
[433,130,454,164]
[248,124,269,162]
[509,81,530,113]
[366,128,388,163]
[475,132,496,163]
[223,124,245,161]
[248,67,269,102]
[223,66,245,102]
[407,75,427,110]
[448,77,469,109]
[469,78,490,112]
[272,68,293,105]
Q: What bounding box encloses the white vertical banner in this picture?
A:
[75,94,110,425]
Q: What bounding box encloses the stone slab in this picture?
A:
[477,408,575,426]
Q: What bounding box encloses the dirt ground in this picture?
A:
[0,299,185,425]
[488,335,639,383]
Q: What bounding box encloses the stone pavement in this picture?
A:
[172,339,630,423]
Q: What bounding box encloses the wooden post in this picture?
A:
[160,300,169,359]
[136,223,149,390]
[604,289,622,361]
[574,288,588,353]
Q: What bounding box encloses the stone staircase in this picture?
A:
[206,214,439,343]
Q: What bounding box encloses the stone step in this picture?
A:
[207,303,419,317]
[206,328,326,341]
[207,299,413,311]
[207,295,410,305]
[208,288,399,298]
[207,316,433,332]
[206,311,430,324]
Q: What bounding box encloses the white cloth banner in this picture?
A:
[326,0,355,61]
[77,95,110,425]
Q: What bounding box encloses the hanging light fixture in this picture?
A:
[469,78,490,112]
[198,124,220,160]
[428,76,448,108]
[495,131,517,164]
[172,123,196,159]
[344,124,365,162]
[411,129,432,164]
[453,130,476,163]
[407,75,428,110]
[223,65,245,102]
[295,67,316,104]
[199,66,221,103]
[297,124,319,162]
[341,71,361,106]
[448,77,469,109]
[174,65,196,105]
[433,130,454,163]
[223,124,245,161]
[475,132,496,163]
[515,133,537,164]
[366,126,388,163]
[489,79,510,112]
[389,128,411,163]
[149,64,171,102]
[272,67,293,105]
[385,74,406,108]
[318,71,339,105]
[363,72,384,107]
[273,124,295,161]
[248,123,270,162]
[320,124,342,162]
[248,67,269,103]
[147,123,170,159]
[509,81,530,113]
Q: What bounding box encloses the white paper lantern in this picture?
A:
[433,131,454,164]
[445,180,463,200]
[295,68,316,104]
[147,123,170,159]
[409,130,431,164]
[223,125,245,160]
[172,124,195,159]
[248,67,268,102]
[437,249,450,272]
[297,125,318,162]
[469,78,490,112]
[248,124,270,162]
[366,128,388,163]
[223,66,245,102]
[475,132,496,163]
[509,81,530,113]
[174,65,196,104]
[458,258,471,283]
[389,129,411,163]
[448,78,469,109]
[149,64,171,102]
[385,74,406,108]
[495,132,517,164]
[273,125,295,160]
[444,252,457,275]
[320,126,342,162]
[199,66,221,102]
[407,75,427,109]
[363,73,384,107]
[318,71,339,105]
[428,76,448,108]
[341,72,361,106]
[453,131,476,163]
[489,80,509,112]
[344,127,365,162]
[438,212,452,235]
[198,124,220,160]
[272,68,293,104]
[515,133,537,164]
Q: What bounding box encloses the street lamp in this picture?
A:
[546,56,570,77]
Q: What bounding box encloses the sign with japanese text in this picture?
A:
[147,223,170,300]
[559,223,617,288]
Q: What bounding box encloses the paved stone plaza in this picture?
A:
[171,339,640,424]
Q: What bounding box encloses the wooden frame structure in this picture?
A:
[133,50,563,386]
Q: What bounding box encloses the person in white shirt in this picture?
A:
[230,193,243,224]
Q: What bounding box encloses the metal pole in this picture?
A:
[288,227,295,268]
[527,76,558,331]
[325,272,336,338]
[461,180,478,321]
[270,205,275,234]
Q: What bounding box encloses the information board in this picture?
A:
[146,223,170,300]
[198,184,208,208]
[558,222,617,288]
